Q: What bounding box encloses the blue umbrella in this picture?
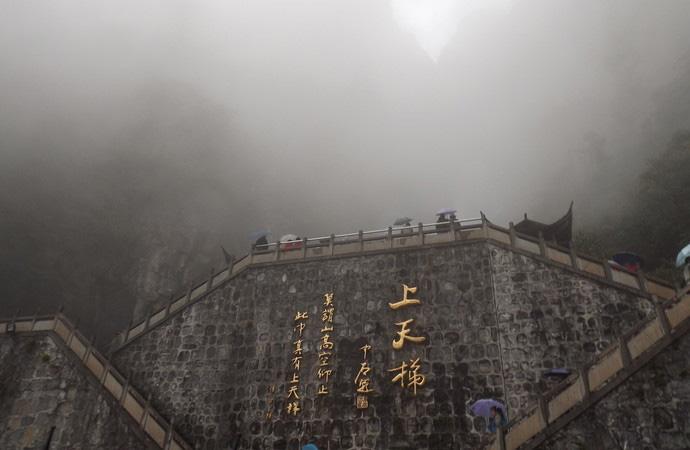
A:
[394,217,413,226]
[676,244,690,268]
[543,368,571,379]
[249,229,270,241]
[470,399,506,418]
[302,445,319,450]
[436,208,457,216]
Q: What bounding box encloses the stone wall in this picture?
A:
[112,240,661,449]
[540,332,690,450]
[0,334,154,450]
[114,243,504,449]
[490,245,654,415]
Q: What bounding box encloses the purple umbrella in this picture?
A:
[470,399,506,418]
[436,207,457,215]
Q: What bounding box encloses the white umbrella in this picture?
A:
[280,234,299,242]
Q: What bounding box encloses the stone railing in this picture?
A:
[0,313,192,450]
[112,215,676,351]
[487,286,690,450]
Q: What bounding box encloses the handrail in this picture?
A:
[0,313,192,450]
[488,289,690,450]
[112,215,675,352]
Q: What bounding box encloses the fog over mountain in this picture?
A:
[2,0,690,343]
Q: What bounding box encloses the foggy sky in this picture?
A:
[2,0,690,337]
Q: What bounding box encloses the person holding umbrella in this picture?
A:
[470,398,508,433]
[436,208,456,232]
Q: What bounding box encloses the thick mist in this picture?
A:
[2,0,690,341]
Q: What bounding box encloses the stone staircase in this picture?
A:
[112,216,676,351]
[487,286,690,450]
[0,313,192,450]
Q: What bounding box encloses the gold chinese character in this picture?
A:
[266,410,273,420]
[320,334,334,350]
[388,358,426,395]
[289,373,299,384]
[389,284,421,310]
[356,394,368,409]
[320,325,334,333]
[317,384,329,395]
[321,307,334,323]
[392,319,426,350]
[323,292,334,306]
[286,401,300,415]
[294,311,309,321]
[357,377,373,394]
[319,352,331,366]
[360,344,371,359]
[318,368,333,381]
[294,322,306,336]
[291,356,302,370]
[293,339,303,356]
[287,385,300,399]
[354,361,371,385]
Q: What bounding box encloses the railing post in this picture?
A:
[449,219,456,242]
[579,366,591,402]
[569,242,579,270]
[185,284,193,305]
[302,237,308,259]
[249,245,255,264]
[538,232,547,257]
[497,425,506,450]
[120,372,131,404]
[603,259,613,281]
[30,308,39,331]
[508,222,517,247]
[358,230,364,252]
[417,222,424,245]
[537,395,549,426]
[618,336,632,368]
[66,318,78,346]
[387,227,393,248]
[143,307,153,333]
[637,271,648,293]
[655,299,671,337]
[141,393,152,428]
[329,234,335,256]
[164,417,175,450]
[164,294,174,319]
[123,319,133,344]
[206,267,215,291]
[83,334,95,363]
[227,253,236,274]
[480,212,489,238]
[274,240,281,261]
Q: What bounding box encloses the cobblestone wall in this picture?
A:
[490,245,654,415]
[541,333,690,450]
[114,244,504,449]
[112,241,661,449]
[0,335,152,450]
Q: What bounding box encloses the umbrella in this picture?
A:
[280,234,299,242]
[394,217,413,226]
[611,252,643,270]
[676,244,690,267]
[302,445,319,450]
[470,399,506,418]
[543,368,571,379]
[249,229,270,241]
[436,208,457,216]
